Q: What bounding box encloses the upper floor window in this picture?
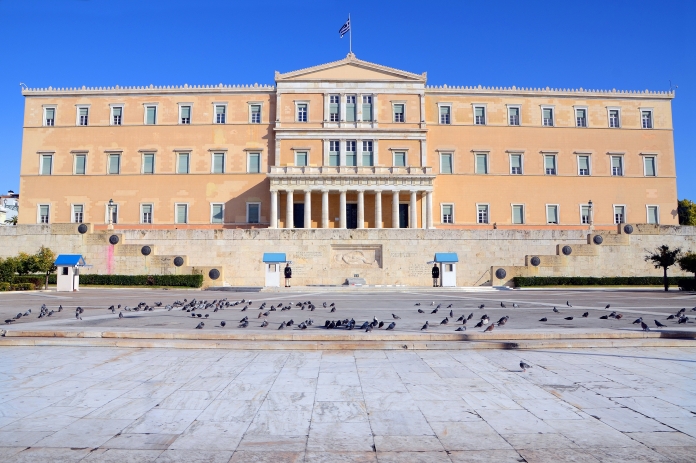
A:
[72,204,84,224]
[295,151,308,167]
[142,153,155,174]
[614,205,625,224]
[74,154,86,175]
[44,107,56,126]
[393,103,405,122]
[510,154,522,175]
[297,103,308,122]
[647,205,659,224]
[108,154,121,174]
[440,153,453,174]
[641,109,653,129]
[329,140,340,167]
[180,105,191,124]
[211,203,224,224]
[575,108,587,127]
[212,152,225,173]
[250,104,261,124]
[608,109,620,128]
[644,156,656,177]
[329,95,340,122]
[177,153,190,174]
[474,106,486,125]
[77,107,89,126]
[442,204,453,224]
[38,205,50,224]
[544,154,557,175]
[611,156,623,176]
[578,155,590,176]
[247,152,261,173]
[475,153,488,174]
[362,95,372,122]
[40,154,53,175]
[362,141,373,167]
[345,141,357,166]
[176,204,188,224]
[145,105,157,125]
[542,107,554,127]
[214,105,226,124]
[547,205,559,224]
[508,106,520,126]
[111,106,123,126]
[141,204,153,224]
[393,151,406,167]
[512,204,525,224]
[477,204,489,224]
[439,105,451,124]
[345,95,356,122]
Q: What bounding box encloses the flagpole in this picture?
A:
[349,13,352,54]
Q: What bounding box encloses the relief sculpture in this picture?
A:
[330,245,382,268]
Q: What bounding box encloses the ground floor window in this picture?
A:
[441,204,453,224]
[477,204,489,224]
[247,203,261,224]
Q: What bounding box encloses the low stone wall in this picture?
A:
[0,224,693,287]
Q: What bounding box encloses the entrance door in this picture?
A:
[399,204,409,228]
[293,203,304,228]
[346,204,358,229]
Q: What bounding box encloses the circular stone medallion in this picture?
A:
[530,256,541,267]
[141,246,152,256]
[495,268,507,280]
[593,235,604,245]
[77,224,88,234]
[173,256,184,267]
[623,224,634,234]
[209,269,221,280]
[562,245,572,256]
[109,235,119,245]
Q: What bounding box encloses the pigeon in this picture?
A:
[484,324,495,332]
[654,320,666,328]
[440,317,449,325]
[605,304,611,309]
[431,302,435,306]
[512,303,519,308]
[478,304,485,309]
[520,361,532,372]
[666,314,675,320]
[421,321,429,331]
[497,316,508,326]
[278,321,286,330]
[633,317,643,325]
[467,313,473,320]
[455,327,466,331]
[58,305,62,312]
[678,316,689,325]
[566,301,572,307]
[417,309,425,313]
[118,312,123,319]
[431,308,439,314]
[220,321,226,327]
[692,307,696,312]
[386,322,396,330]
[239,316,248,323]
[392,314,401,319]
[447,304,452,308]
[599,315,609,319]
[582,312,589,318]
[609,311,617,318]
[539,317,547,322]
[330,307,336,313]
[205,314,209,318]
[365,324,373,333]
[456,315,464,322]
[238,320,249,328]
[4,319,15,324]
[260,320,268,327]
[641,321,650,331]
[500,302,506,308]
[449,310,454,318]
[553,307,559,313]
[616,314,623,320]
[378,321,384,329]
[474,320,484,328]
[415,303,421,306]
[195,322,204,329]
[564,317,574,321]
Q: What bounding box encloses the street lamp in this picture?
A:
[107,199,114,230]
[588,199,593,229]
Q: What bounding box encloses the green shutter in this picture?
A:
[112,107,122,116]
[579,156,589,171]
[648,207,658,224]
[443,205,452,216]
[212,204,223,223]
[216,106,225,115]
[213,154,224,173]
[346,103,355,122]
[545,155,555,169]
[249,153,260,173]
[143,154,154,174]
[362,104,372,121]
[143,204,152,214]
[476,154,487,174]
[248,204,259,223]
[109,155,120,174]
[548,206,558,223]
[296,152,307,167]
[46,108,55,120]
[41,155,52,175]
[178,154,189,173]
[177,205,187,224]
[75,155,86,174]
[79,108,88,116]
[513,205,523,224]
[510,155,521,169]
[441,154,452,173]
[645,157,655,176]
[181,106,190,119]
[475,107,484,117]
[394,104,404,114]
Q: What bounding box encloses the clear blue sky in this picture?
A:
[1,0,694,199]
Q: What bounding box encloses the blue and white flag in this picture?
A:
[339,18,350,38]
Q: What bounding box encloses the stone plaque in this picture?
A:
[330,245,382,268]
[114,245,141,257]
[85,234,109,244]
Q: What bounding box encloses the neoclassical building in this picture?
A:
[19,54,678,229]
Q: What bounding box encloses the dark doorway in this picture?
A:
[293,203,305,228]
[346,204,358,229]
[399,204,409,228]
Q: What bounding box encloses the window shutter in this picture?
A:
[548,206,558,224]
[146,107,156,124]
[645,157,656,176]
[441,154,452,173]
[46,108,55,120]
[181,106,190,119]
[248,204,260,223]
[648,207,658,224]
[543,108,552,119]
[143,154,154,174]
[579,156,589,171]
[79,108,88,116]
[443,205,452,216]
[510,155,521,169]
[216,106,225,115]
[513,205,523,224]
[143,205,152,214]
[176,205,186,223]
[178,154,189,173]
[109,155,120,174]
[476,154,487,174]
[75,155,86,174]
[545,155,555,169]
[113,107,122,117]
[249,154,260,173]
[41,156,52,175]
[212,204,223,223]
[346,102,355,122]
[362,103,372,121]
[612,157,621,169]
[394,104,404,114]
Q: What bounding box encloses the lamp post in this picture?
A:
[107,199,114,230]
[588,199,593,230]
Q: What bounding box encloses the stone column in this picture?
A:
[357,190,365,229]
[270,190,278,229]
[392,190,400,229]
[304,190,312,229]
[339,191,347,229]
[321,190,329,228]
[426,191,433,229]
[410,190,418,228]
[286,190,294,229]
[374,191,382,229]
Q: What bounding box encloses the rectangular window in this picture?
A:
[362,141,373,167]
[142,204,153,224]
[647,206,659,224]
[346,95,356,122]
[393,151,406,167]
[212,153,225,173]
[78,107,89,126]
[393,103,404,122]
[250,104,261,124]
[40,154,53,175]
[108,204,118,224]
[177,153,190,174]
[440,153,453,174]
[215,105,226,124]
[362,95,372,122]
[39,205,49,224]
[581,205,591,224]
[474,106,486,125]
[642,110,653,129]
[145,106,157,125]
[644,156,656,177]
[475,154,488,174]
[512,205,524,224]
[44,107,55,126]
[111,106,122,126]
[247,152,261,173]
[578,156,590,176]
[329,95,340,122]
[611,156,623,176]
[297,103,308,122]
[345,141,357,166]
[442,204,453,224]
[614,206,625,224]
[510,154,522,175]
[542,107,554,127]
[609,109,620,128]
[439,105,451,124]
[477,205,489,224]
[547,205,559,224]
[576,108,587,127]
[176,204,188,224]
[295,151,308,167]
[73,205,84,224]
[211,204,224,224]
[247,203,260,224]
[108,154,120,174]
[508,106,520,126]
[180,105,191,124]
[74,154,86,175]
[544,155,556,175]
[329,140,340,166]
[142,153,155,174]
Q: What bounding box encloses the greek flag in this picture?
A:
[339,18,350,38]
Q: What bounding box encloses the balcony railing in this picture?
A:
[269,166,433,175]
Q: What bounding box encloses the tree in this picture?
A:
[678,199,696,226]
[0,257,18,283]
[645,245,682,291]
[15,252,38,276]
[680,252,696,280]
[34,246,56,290]
[4,216,17,225]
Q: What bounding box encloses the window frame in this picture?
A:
[295,101,309,123]
[511,204,525,225]
[580,204,591,225]
[39,153,53,175]
[441,203,454,224]
[345,141,357,167]
[178,103,192,125]
[249,103,262,124]
[213,103,227,124]
[576,154,591,176]
[507,105,521,126]
[476,203,490,225]
[438,103,452,125]
[104,202,119,224]
[646,205,659,224]
[176,152,191,174]
[329,94,340,122]
[613,204,626,225]
[211,152,226,174]
[107,153,121,175]
[392,150,407,167]
[294,151,309,167]
[210,203,225,225]
[361,140,374,167]
[439,152,453,174]
[110,104,124,126]
[541,105,555,127]
[345,95,357,122]
[37,204,50,224]
[76,105,90,126]
[361,94,373,122]
[43,105,57,127]
[610,155,624,177]
[175,203,189,224]
[73,153,87,175]
[473,104,487,125]
[71,204,84,224]
[475,152,489,175]
[546,204,560,225]
[392,101,405,123]
[607,107,621,128]
[574,106,588,128]
[143,104,158,125]
[246,202,261,224]
[140,203,154,224]
[640,107,654,129]
[247,152,261,173]
[508,153,523,175]
[543,153,557,176]
[328,140,340,167]
[642,155,657,177]
[141,152,155,174]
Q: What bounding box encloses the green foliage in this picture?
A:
[15,252,39,276]
[513,276,689,287]
[645,245,682,291]
[678,199,696,226]
[0,257,18,283]
[77,274,203,288]
[10,283,35,291]
[11,276,43,287]
[679,252,696,277]
[0,282,10,291]
[4,216,17,225]
[34,246,56,289]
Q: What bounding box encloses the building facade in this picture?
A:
[19,54,677,230]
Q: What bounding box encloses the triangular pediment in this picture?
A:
[276,53,426,83]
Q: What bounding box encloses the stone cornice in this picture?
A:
[426,85,674,99]
[22,83,275,97]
